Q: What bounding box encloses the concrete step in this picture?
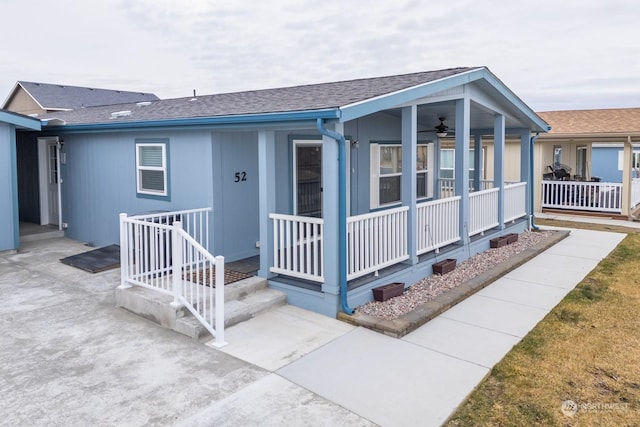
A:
[175,287,287,340]
[116,276,287,341]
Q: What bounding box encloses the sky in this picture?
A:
[1,0,639,112]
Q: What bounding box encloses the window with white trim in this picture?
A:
[370,143,433,208]
[136,141,168,197]
[439,148,484,181]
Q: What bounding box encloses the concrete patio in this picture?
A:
[0,223,626,426]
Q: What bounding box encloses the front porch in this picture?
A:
[541,178,640,216]
[267,182,529,314]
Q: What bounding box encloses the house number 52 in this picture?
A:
[234,171,247,182]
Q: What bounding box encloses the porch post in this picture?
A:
[473,134,482,190]
[321,122,341,300]
[622,136,633,217]
[258,130,276,279]
[401,105,418,264]
[494,114,505,229]
[520,130,531,216]
[455,97,470,244]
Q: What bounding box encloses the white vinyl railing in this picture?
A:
[119,208,226,347]
[416,196,461,254]
[119,208,211,293]
[172,221,226,347]
[347,206,409,281]
[632,178,640,209]
[469,187,500,236]
[541,181,622,213]
[270,213,324,283]
[504,182,527,223]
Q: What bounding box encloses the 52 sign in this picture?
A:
[234,171,247,182]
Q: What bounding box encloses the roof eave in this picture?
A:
[41,108,341,132]
[0,109,42,130]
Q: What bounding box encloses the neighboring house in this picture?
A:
[7,66,548,316]
[2,81,158,116]
[534,108,640,217]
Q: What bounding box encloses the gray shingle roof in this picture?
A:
[40,67,478,126]
[17,81,159,110]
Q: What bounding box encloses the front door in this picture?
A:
[38,137,62,228]
[294,141,322,217]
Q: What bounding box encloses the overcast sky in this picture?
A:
[1,0,638,112]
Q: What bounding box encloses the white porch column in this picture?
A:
[519,130,532,216]
[401,105,418,264]
[258,130,276,278]
[455,97,470,244]
[473,134,482,190]
[494,114,505,229]
[622,135,633,217]
[321,122,341,296]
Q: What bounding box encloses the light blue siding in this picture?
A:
[59,130,214,247]
[592,146,623,182]
[211,132,260,261]
[0,123,18,251]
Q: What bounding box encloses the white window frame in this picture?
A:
[136,142,167,196]
[439,147,484,180]
[370,143,433,209]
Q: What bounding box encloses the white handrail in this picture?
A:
[504,182,527,223]
[541,181,622,213]
[468,187,499,236]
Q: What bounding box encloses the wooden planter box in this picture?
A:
[432,258,456,275]
[490,236,509,248]
[506,233,519,244]
[372,282,404,302]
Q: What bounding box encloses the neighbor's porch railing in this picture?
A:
[347,206,409,281]
[632,178,640,209]
[416,196,461,254]
[504,182,528,223]
[270,213,324,283]
[468,187,500,236]
[541,181,622,213]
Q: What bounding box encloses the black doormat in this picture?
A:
[60,244,120,273]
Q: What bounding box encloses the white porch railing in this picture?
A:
[469,187,500,236]
[417,196,461,254]
[119,208,211,293]
[347,206,409,281]
[504,182,527,223]
[632,178,640,209]
[270,213,324,283]
[541,181,622,213]
[438,178,496,196]
[119,208,226,347]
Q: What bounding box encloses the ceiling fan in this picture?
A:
[417,117,454,137]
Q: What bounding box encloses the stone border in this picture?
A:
[337,229,571,338]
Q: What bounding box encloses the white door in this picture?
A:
[38,137,62,228]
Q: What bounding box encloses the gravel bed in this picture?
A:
[356,230,552,320]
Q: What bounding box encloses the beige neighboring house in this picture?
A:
[2,81,158,116]
[534,108,640,218]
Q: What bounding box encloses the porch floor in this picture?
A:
[19,222,64,243]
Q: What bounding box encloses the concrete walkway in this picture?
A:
[0,224,626,426]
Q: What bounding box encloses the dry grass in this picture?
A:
[446,219,640,426]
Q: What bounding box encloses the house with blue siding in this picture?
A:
[7,67,549,317]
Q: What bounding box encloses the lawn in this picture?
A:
[446,218,640,426]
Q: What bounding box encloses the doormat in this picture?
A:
[184,268,252,286]
[60,244,120,273]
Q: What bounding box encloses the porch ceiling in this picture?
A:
[384,101,525,136]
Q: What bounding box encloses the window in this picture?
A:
[439,148,483,181]
[136,140,168,197]
[370,143,433,208]
[553,146,562,166]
